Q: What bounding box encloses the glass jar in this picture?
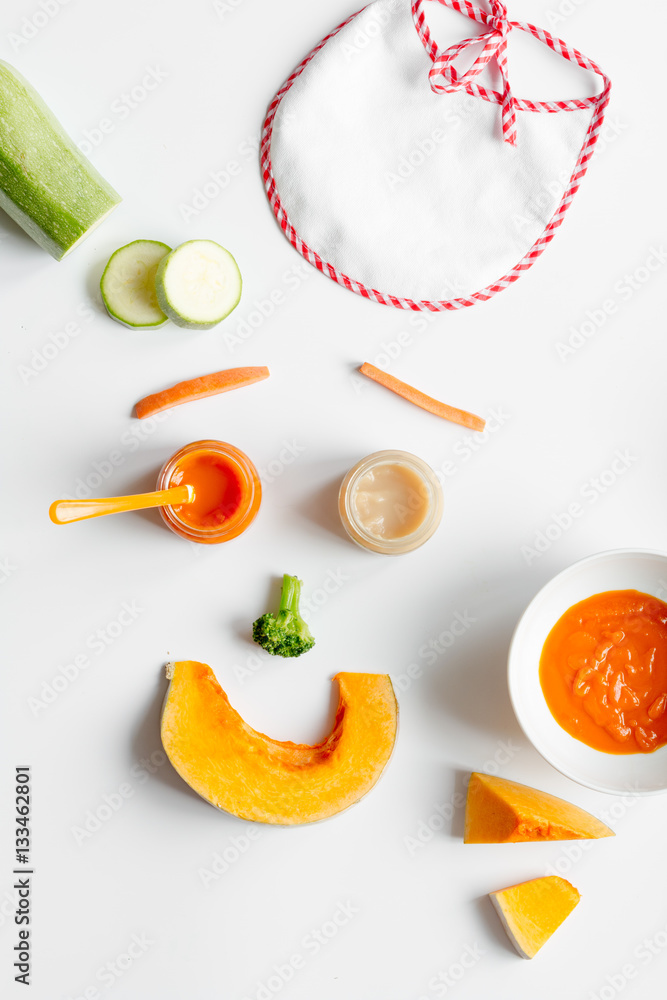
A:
[338,450,443,554]
[157,440,261,544]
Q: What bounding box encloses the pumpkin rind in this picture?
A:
[160,661,398,824]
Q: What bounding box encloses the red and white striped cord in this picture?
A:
[261,0,611,312]
[426,0,518,145]
[413,0,611,119]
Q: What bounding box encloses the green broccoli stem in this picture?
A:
[279,574,302,616]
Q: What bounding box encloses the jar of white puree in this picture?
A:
[338,450,443,554]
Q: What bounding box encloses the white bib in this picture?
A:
[261,0,611,310]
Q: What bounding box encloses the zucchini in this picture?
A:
[154,240,242,330]
[0,61,121,260]
[100,240,171,328]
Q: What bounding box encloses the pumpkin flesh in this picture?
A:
[489,876,581,958]
[161,661,398,825]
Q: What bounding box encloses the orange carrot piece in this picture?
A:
[135,366,270,419]
[359,363,485,432]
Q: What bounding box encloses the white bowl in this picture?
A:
[508,549,667,795]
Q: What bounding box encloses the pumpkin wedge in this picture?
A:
[489,876,581,958]
[464,772,614,843]
[161,661,398,824]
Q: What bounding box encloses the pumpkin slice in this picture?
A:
[161,661,398,824]
[489,876,581,958]
[464,772,614,843]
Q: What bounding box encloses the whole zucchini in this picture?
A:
[0,61,121,260]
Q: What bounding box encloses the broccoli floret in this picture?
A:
[252,574,315,658]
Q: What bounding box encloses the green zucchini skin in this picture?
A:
[0,61,121,260]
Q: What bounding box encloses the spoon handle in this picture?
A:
[49,484,194,525]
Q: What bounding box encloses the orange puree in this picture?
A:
[170,451,244,530]
[540,590,667,754]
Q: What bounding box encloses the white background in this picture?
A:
[1,1,666,998]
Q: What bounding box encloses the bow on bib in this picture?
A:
[425,0,518,145]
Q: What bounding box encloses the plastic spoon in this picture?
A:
[49,485,195,525]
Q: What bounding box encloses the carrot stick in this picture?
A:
[359,363,485,432]
[135,366,270,419]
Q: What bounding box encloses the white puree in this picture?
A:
[352,462,429,539]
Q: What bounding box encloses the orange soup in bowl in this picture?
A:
[539,590,667,754]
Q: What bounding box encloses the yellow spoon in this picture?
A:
[49,485,195,525]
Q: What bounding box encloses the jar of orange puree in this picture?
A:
[157,440,261,544]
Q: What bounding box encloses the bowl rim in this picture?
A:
[507,547,667,796]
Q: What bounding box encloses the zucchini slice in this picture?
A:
[100,240,171,328]
[154,240,242,330]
